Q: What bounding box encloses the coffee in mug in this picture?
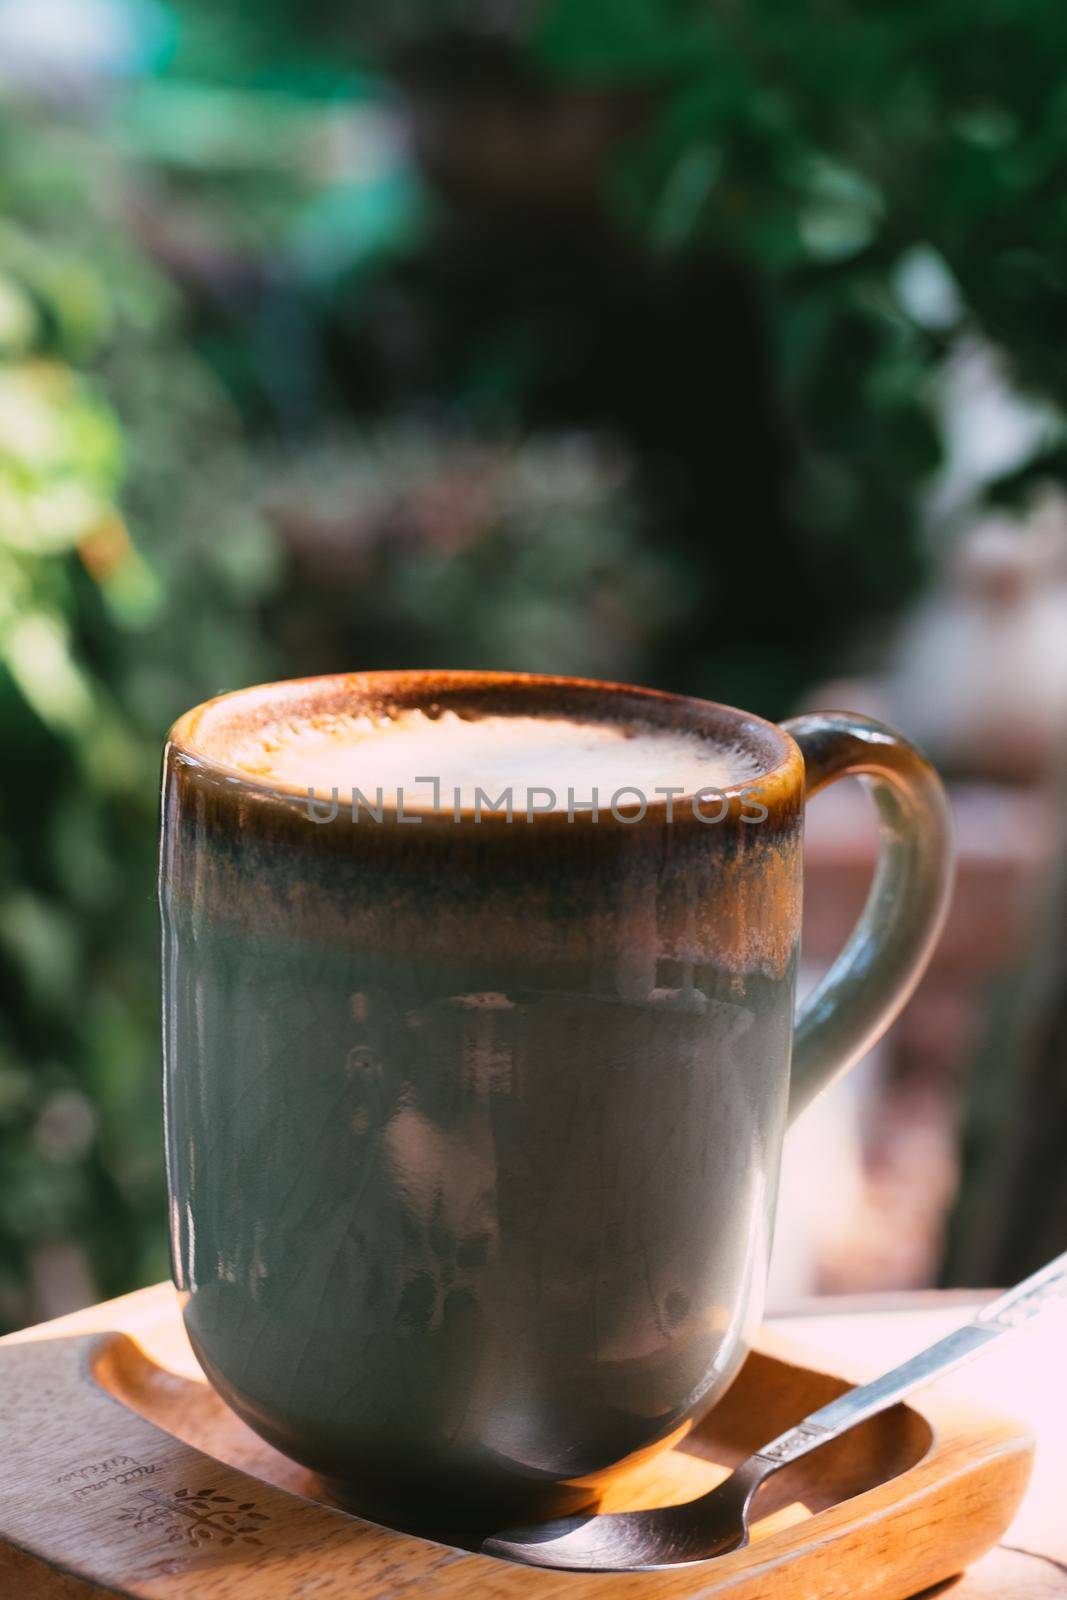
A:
[227,705,762,813]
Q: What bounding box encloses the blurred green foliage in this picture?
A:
[2,0,1067,1323]
[533,0,1067,563]
[0,106,282,1325]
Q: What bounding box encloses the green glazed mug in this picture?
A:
[160,671,952,1531]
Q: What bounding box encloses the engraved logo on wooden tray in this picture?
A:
[54,1455,163,1501]
[115,1486,271,1550]
[54,1458,273,1554]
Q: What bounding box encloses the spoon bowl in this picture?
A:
[483,1463,762,1570]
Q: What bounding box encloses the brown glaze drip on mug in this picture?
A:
[164,672,805,982]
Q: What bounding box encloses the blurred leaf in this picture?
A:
[0,892,81,1012]
[0,273,38,355]
[0,611,96,732]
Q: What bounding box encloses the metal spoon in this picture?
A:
[482,1248,1067,1570]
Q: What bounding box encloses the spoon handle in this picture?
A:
[752,1248,1067,1472]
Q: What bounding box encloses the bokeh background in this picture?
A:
[3,0,1067,1331]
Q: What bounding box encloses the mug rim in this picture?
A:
[166,669,803,821]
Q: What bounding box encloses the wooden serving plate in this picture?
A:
[0,1285,1034,1599]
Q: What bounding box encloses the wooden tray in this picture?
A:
[0,1284,1035,1600]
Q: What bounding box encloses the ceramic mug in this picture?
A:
[160,671,952,1531]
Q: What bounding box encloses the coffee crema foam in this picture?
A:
[230,709,761,811]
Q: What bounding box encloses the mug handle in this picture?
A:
[781,711,955,1123]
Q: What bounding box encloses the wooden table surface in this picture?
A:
[772,1293,1067,1596]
